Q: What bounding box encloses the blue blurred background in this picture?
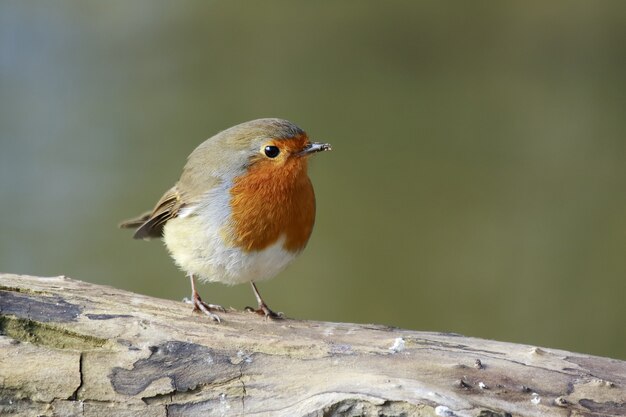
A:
[1,1,625,359]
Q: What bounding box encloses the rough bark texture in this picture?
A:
[0,273,624,417]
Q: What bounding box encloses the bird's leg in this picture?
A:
[187,274,225,322]
[245,282,283,319]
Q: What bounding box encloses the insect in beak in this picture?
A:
[298,142,332,156]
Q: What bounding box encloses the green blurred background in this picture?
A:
[1,1,625,359]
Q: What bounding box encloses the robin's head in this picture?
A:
[240,119,331,182]
[184,118,331,184]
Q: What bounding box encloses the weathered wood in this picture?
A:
[0,273,624,417]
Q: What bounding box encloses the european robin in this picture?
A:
[120,118,331,322]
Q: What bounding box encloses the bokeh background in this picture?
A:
[1,1,625,359]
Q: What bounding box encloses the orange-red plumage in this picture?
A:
[230,135,316,252]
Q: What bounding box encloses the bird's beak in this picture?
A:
[298,142,332,156]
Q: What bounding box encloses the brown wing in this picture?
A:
[119,186,183,239]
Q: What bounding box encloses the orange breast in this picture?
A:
[229,140,316,253]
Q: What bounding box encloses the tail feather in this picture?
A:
[119,212,151,230]
[120,186,180,240]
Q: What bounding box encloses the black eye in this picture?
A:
[264,145,280,158]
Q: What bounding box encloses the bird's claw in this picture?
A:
[245,305,284,319]
[187,295,224,322]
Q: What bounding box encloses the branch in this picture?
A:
[0,273,624,417]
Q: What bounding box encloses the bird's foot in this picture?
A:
[245,303,284,319]
[185,294,225,323]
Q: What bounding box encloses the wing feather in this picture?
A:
[119,186,183,239]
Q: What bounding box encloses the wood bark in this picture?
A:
[0,273,624,417]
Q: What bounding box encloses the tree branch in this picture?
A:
[0,273,624,416]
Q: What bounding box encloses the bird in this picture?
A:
[120,118,331,322]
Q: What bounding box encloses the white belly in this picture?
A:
[162,196,299,285]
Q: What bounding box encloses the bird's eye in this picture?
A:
[264,145,280,158]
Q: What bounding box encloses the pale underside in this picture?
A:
[162,183,299,285]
